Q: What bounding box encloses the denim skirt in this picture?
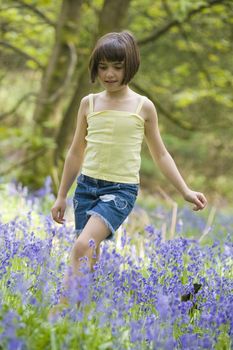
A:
[73,173,139,241]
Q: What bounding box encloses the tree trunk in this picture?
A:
[33,0,84,131]
[20,0,84,189]
[98,0,131,36]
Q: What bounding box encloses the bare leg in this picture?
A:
[60,215,110,305]
[48,216,110,319]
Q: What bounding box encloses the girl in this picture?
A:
[51,31,207,309]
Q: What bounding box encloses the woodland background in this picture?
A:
[0,0,232,204]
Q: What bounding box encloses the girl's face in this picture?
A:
[97,60,125,91]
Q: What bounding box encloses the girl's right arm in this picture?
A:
[143,98,207,211]
[51,96,88,224]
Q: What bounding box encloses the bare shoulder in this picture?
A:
[80,95,89,109]
[90,91,105,108]
[81,95,89,104]
[78,95,90,117]
[141,97,158,122]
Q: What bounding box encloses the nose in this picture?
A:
[106,67,114,78]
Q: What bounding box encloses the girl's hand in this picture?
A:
[51,197,67,224]
[183,189,207,211]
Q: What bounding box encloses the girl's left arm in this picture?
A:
[143,99,207,211]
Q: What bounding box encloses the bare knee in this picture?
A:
[71,237,97,260]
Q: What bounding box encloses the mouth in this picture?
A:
[105,80,117,83]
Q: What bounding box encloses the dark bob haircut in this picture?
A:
[89,31,140,85]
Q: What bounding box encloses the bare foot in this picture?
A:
[48,298,82,321]
[48,296,69,321]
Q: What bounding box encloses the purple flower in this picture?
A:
[180,333,198,349]
[8,338,25,350]
[130,320,144,343]
[1,182,233,349]
[33,176,53,197]
[155,293,170,321]
[121,228,127,248]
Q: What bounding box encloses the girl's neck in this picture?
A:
[103,85,131,100]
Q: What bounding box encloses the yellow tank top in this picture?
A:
[81,94,145,184]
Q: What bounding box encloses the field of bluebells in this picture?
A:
[0,179,232,350]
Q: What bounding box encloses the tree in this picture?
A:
[33,0,83,128]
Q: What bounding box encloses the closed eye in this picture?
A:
[113,62,124,68]
[98,61,124,70]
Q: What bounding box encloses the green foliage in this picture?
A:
[1,1,57,68]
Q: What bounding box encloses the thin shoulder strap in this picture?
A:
[135,96,145,114]
[89,93,94,113]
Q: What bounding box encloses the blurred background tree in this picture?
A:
[0,0,232,201]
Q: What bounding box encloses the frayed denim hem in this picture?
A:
[87,210,115,239]
[74,229,82,236]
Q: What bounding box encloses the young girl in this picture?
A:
[51,31,207,308]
